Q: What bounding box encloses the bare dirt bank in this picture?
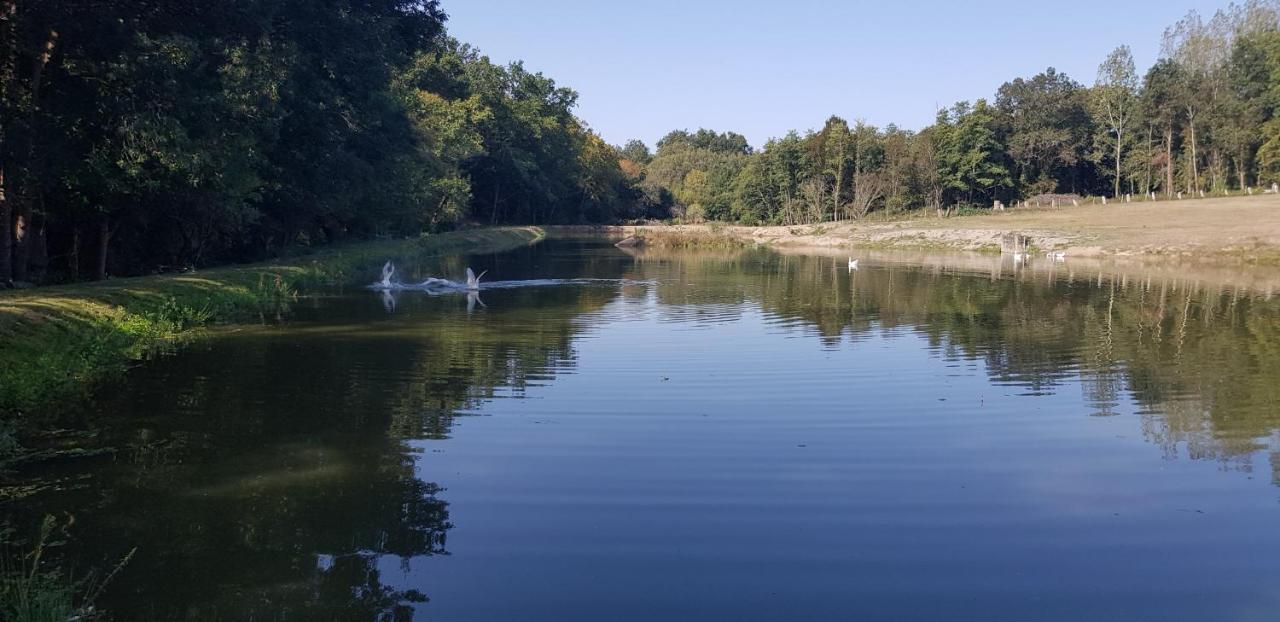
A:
[551,194,1280,261]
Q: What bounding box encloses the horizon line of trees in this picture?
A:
[619,0,1280,224]
[8,1,1280,284]
[0,0,639,285]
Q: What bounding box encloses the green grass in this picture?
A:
[630,229,751,250]
[0,227,545,437]
[1,515,135,622]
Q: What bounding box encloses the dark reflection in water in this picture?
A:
[6,240,1280,620]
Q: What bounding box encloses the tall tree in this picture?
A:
[809,116,853,221]
[1092,46,1140,198]
[1142,59,1185,196]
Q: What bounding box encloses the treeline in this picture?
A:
[0,0,635,284]
[9,1,1280,284]
[623,1,1280,224]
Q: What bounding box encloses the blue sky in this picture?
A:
[442,0,1228,148]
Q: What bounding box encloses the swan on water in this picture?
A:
[370,261,488,292]
[848,258,859,271]
[378,261,395,289]
[1045,251,1066,261]
[466,267,487,290]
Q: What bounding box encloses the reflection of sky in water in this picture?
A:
[403,297,1280,620]
[13,240,1280,621]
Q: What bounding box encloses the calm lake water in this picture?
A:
[9,239,1280,620]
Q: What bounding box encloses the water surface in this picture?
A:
[9,240,1280,620]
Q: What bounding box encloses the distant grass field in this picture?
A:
[0,227,544,435]
[556,194,1280,262]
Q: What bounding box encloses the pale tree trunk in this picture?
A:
[1145,125,1154,196]
[1210,149,1220,191]
[1165,127,1174,198]
[11,204,26,280]
[1239,146,1248,190]
[1187,114,1199,192]
[1114,134,1122,199]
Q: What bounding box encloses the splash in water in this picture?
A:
[368,262,476,292]
[369,260,656,314]
[466,267,486,290]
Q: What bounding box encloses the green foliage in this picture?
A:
[997,68,1094,192]
[0,2,631,285]
[619,140,653,164]
[936,100,1013,204]
[0,515,136,622]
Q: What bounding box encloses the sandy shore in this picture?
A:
[552,194,1280,261]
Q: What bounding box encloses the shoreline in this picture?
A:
[8,194,1280,457]
[0,227,545,453]
[548,194,1280,264]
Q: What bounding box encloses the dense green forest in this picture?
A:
[0,0,638,284]
[9,1,1280,284]
[625,1,1280,224]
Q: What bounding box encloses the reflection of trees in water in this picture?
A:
[98,444,453,619]
[17,429,453,619]
[635,248,1280,485]
[381,276,626,440]
[15,242,1280,616]
[17,251,631,619]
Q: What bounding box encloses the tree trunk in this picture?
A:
[10,29,58,282]
[1114,132,1122,199]
[11,199,27,281]
[490,184,500,224]
[93,214,111,281]
[28,209,46,282]
[1165,126,1174,198]
[0,168,9,285]
[1210,149,1220,191]
[69,225,80,279]
[1188,116,1199,192]
[1239,146,1248,190]
[832,166,843,222]
[1144,125,1153,195]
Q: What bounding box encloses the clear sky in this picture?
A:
[442,0,1229,149]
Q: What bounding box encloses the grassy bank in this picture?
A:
[0,227,544,434]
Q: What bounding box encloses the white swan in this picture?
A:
[848,257,859,271]
[1045,251,1066,262]
[377,261,395,289]
[466,267,487,290]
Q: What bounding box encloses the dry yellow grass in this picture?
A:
[552,194,1280,261]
